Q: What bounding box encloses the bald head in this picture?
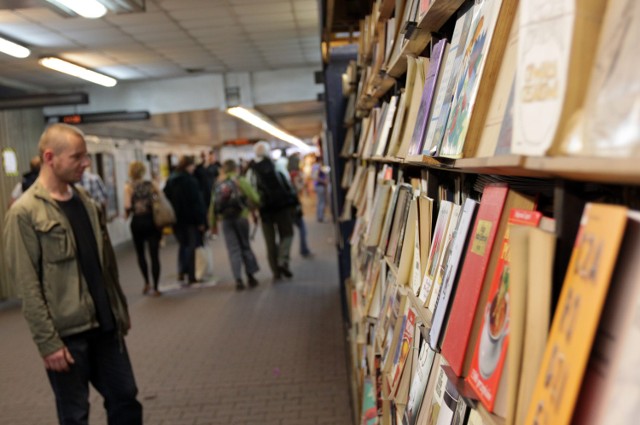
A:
[38,123,86,158]
[38,123,90,187]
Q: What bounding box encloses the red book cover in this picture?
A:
[441,184,509,376]
[466,209,543,413]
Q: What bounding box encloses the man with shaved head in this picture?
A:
[4,123,142,424]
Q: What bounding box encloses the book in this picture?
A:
[397,194,419,285]
[389,307,417,397]
[509,223,556,425]
[427,364,449,425]
[386,90,408,157]
[386,184,413,262]
[363,106,383,159]
[429,198,479,352]
[367,259,387,320]
[396,56,430,159]
[385,0,415,70]
[366,180,394,247]
[357,116,372,157]
[418,200,454,302]
[524,203,629,425]
[441,184,536,377]
[374,95,399,158]
[572,211,640,425]
[426,203,462,313]
[380,285,406,374]
[466,209,544,415]
[414,352,443,425]
[403,338,437,425]
[475,4,520,158]
[466,407,484,425]
[561,0,640,158]
[512,0,607,156]
[361,376,379,424]
[395,338,417,421]
[395,187,417,266]
[434,374,462,425]
[378,183,400,253]
[407,38,449,157]
[423,4,475,157]
[418,195,434,282]
[439,0,516,159]
[388,56,420,157]
[410,213,423,298]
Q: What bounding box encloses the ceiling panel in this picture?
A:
[232,2,292,15]
[167,8,232,20]
[0,0,325,145]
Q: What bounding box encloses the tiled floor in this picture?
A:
[0,205,353,424]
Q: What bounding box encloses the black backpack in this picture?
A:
[214,178,245,219]
[252,159,297,213]
[130,181,154,216]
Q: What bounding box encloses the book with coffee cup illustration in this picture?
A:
[467,209,543,415]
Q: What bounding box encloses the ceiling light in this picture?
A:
[39,57,117,87]
[0,36,30,58]
[227,106,310,150]
[46,0,107,19]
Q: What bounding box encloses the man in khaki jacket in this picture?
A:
[3,124,142,424]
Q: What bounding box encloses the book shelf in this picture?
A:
[386,0,467,78]
[338,0,640,424]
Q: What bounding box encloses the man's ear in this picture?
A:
[42,149,54,163]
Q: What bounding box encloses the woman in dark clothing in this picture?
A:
[163,155,207,284]
[124,161,163,296]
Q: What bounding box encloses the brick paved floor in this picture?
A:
[0,206,353,424]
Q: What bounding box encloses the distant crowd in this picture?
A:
[3,123,331,424]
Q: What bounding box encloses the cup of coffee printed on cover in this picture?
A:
[479,266,510,379]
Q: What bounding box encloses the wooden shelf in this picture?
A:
[378,0,395,22]
[357,75,397,112]
[407,291,433,329]
[453,155,551,178]
[384,255,399,277]
[440,364,479,401]
[476,404,506,425]
[386,0,466,78]
[404,154,452,168]
[368,74,396,99]
[525,156,640,185]
[358,149,640,186]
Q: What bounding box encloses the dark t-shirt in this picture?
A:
[57,193,115,332]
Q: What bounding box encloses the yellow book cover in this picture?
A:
[525,203,628,425]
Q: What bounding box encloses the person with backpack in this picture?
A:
[124,160,163,296]
[209,159,260,290]
[248,141,298,281]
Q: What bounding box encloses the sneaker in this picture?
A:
[278,265,293,278]
[150,289,162,297]
[247,274,258,288]
[236,279,245,291]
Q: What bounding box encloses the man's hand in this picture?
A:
[43,347,75,372]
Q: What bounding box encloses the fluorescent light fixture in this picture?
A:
[227,106,310,150]
[39,57,117,87]
[0,36,30,58]
[46,0,107,18]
